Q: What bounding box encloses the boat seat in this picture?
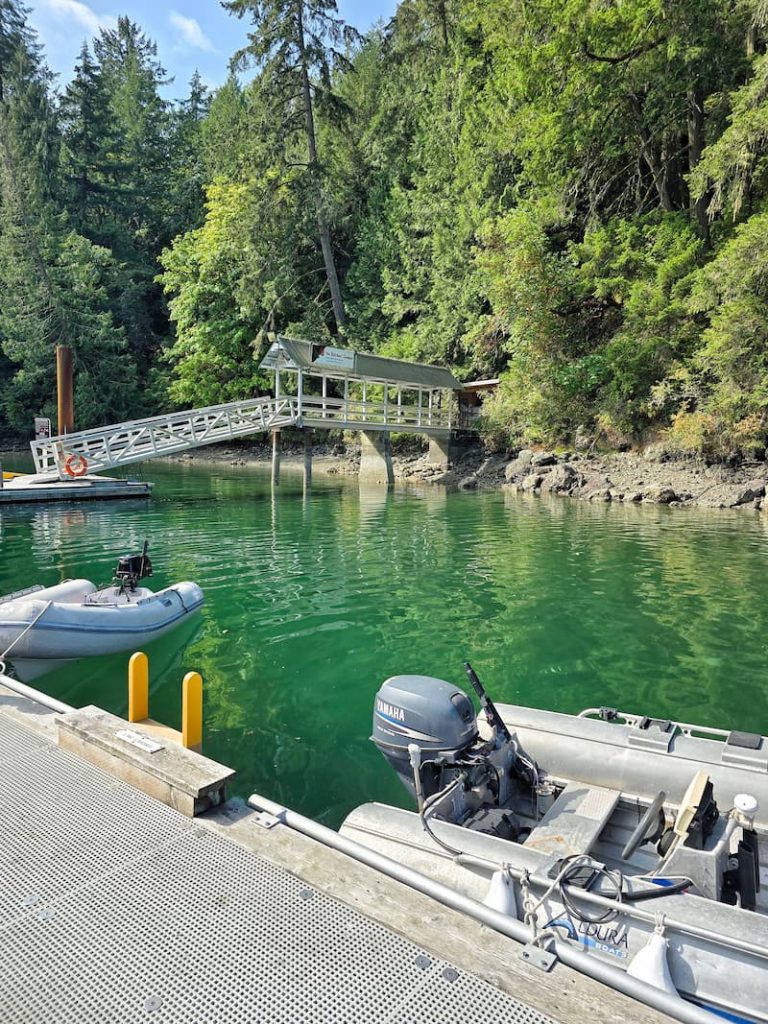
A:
[523,782,620,863]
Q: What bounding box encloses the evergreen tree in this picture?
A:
[59,43,114,230]
[168,71,211,237]
[223,0,360,335]
[0,8,139,432]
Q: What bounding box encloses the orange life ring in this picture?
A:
[64,453,88,478]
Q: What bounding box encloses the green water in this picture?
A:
[2,453,767,826]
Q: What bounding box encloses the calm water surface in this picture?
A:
[1,453,767,825]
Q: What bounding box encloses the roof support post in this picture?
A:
[322,375,327,419]
[344,377,349,423]
[303,428,313,492]
[297,369,303,420]
[362,380,367,423]
[417,387,422,428]
[428,390,433,426]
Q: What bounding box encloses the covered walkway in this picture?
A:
[29,337,463,480]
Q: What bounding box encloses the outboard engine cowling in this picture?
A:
[372,675,478,799]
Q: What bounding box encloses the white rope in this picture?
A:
[0,601,53,675]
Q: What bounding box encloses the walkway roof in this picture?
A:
[259,336,461,390]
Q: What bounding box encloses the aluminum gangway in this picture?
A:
[31,396,300,477]
[30,393,453,478]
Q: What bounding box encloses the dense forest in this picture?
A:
[3,0,768,456]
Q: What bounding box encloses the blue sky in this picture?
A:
[27,1,399,99]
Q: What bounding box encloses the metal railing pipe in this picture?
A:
[247,793,718,1024]
[0,672,74,715]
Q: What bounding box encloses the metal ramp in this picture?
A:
[31,396,300,476]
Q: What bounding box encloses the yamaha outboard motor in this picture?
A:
[372,673,525,838]
[372,675,478,800]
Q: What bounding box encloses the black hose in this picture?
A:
[622,878,692,901]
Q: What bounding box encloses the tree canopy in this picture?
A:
[3,0,768,455]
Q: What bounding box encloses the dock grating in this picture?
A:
[0,714,556,1023]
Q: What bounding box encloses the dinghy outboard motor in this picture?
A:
[372,671,527,838]
[114,540,153,592]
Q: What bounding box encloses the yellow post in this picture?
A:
[182,671,203,750]
[128,652,149,723]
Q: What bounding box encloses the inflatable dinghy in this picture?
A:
[0,544,204,680]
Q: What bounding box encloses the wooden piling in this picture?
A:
[56,345,74,436]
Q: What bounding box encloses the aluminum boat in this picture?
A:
[342,667,768,1022]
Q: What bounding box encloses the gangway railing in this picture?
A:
[298,395,451,432]
[30,392,452,478]
[31,396,300,476]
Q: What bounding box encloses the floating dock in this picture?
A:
[0,679,674,1024]
[0,473,152,504]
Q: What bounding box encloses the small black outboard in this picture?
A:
[114,540,153,592]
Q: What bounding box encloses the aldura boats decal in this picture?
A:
[545,917,629,959]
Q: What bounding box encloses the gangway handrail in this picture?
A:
[30,391,453,479]
[31,395,301,477]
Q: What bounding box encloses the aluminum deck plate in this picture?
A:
[0,714,555,1023]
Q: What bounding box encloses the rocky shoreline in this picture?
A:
[170,436,768,512]
[5,425,765,510]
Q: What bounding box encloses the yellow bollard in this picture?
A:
[128,652,149,723]
[182,671,203,750]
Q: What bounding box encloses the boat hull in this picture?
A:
[341,801,768,1023]
[349,693,768,1023]
[0,580,204,679]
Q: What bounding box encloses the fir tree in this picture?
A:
[223,0,360,335]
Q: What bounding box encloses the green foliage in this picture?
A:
[674,209,768,449]
[5,0,768,459]
[158,181,269,407]
[691,50,768,219]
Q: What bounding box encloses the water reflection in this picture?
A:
[2,457,768,826]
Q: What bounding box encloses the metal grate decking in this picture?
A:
[0,715,555,1023]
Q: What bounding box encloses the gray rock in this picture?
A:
[588,488,612,502]
[521,473,543,492]
[578,473,613,499]
[458,475,478,491]
[531,451,557,467]
[541,463,584,495]
[643,443,671,463]
[574,426,591,452]
[645,486,677,504]
[733,478,766,505]
[625,492,643,503]
[504,449,535,481]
